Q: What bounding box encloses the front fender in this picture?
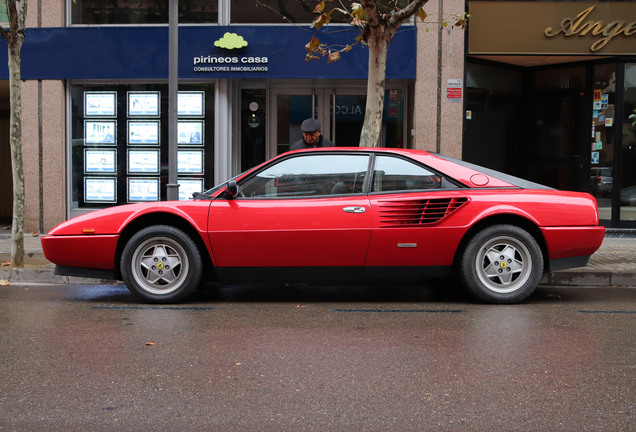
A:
[47,201,212,237]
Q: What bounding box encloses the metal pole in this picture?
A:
[166,0,179,201]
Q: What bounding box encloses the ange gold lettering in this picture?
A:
[544,5,636,52]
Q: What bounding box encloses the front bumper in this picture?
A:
[41,234,119,270]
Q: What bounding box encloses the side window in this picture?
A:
[372,156,442,193]
[239,154,369,198]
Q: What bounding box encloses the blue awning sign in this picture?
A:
[0,25,416,80]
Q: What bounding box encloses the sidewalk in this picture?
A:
[0,230,635,287]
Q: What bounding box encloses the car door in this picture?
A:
[365,155,469,278]
[207,153,372,283]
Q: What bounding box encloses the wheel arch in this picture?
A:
[453,214,549,273]
[114,212,214,280]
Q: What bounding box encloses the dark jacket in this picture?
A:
[290,135,334,151]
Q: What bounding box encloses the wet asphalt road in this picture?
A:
[1,283,635,431]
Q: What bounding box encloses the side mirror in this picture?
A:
[224,180,239,198]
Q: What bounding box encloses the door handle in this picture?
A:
[343,206,366,214]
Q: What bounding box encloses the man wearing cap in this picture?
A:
[290,118,334,150]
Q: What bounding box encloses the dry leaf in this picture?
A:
[0,280,10,286]
[1,261,10,267]
[145,341,158,346]
[31,232,40,237]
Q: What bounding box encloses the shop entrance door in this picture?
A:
[533,90,589,191]
[269,87,391,157]
[269,88,367,155]
[531,66,589,194]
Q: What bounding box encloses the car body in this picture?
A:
[42,148,605,304]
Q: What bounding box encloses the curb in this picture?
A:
[1,265,633,288]
[0,266,120,285]
[540,271,636,288]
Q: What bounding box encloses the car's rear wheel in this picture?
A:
[120,225,202,303]
[459,225,543,304]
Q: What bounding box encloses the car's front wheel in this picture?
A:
[120,225,202,303]
[459,225,543,304]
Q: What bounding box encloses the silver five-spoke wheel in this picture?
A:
[460,225,543,303]
[121,225,203,303]
[475,236,532,294]
[131,237,189,296]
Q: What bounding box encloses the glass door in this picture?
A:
[532,67,589,192]
[240,88,267,172]
[330,92,365,147]
[332,88,406,148]
[620,63,636,227]
[269,86,406,156]
[270,88,321,157]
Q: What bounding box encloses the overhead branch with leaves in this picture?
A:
[301,1,468,147]
[304,1,467,62]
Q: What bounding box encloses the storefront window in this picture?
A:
[621,63,636,225]
[231,0,353,24]
[70,83,214,210]
[0,2,8,22]
[590,64,616,224]
[231,0,316,23]
[71,0,218,24]
[464,62,524,176]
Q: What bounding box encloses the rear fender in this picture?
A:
[452,213,548,272]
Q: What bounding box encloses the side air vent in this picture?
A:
[378,197,469,227]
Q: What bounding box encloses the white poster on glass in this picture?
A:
[128,121,160,145]
[84,177,117,203]
[178,91,204,117]
[178,178,204,200]
[84,149,117,174]
[128,178,159,202]
[85,121,116,145]
[127,149,160,174]
[127,91,160,117]
[177,121,204,145]
[178,150,204,175]
[84,92,117,117]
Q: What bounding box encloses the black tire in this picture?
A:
[459,225,543,304]
[120,225,203,303]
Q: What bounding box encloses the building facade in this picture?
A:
[0,0,634,233]
[465,0,636,229]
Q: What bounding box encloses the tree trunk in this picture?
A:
[2,0,27,268]
[356,0,431,147]
[360,35,388,147]
[7,34,25,267]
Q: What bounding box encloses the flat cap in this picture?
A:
[300,118,321,133]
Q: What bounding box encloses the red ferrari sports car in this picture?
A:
[42,148,605,304]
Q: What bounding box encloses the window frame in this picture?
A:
[237,152,372,199]
[235,151,463,200]
[370,154,446,194]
